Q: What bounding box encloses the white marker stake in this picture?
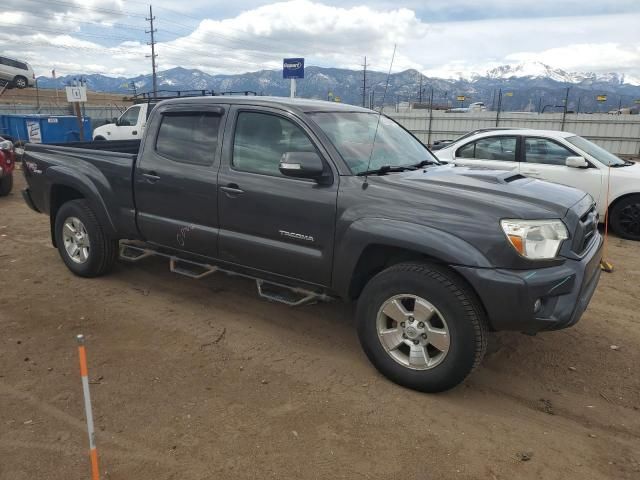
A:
[77,334,100,480]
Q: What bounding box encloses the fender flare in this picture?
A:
[331,217,492,298]
[46,166,117,236]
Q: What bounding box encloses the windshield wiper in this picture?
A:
[611,160,635,167]
[356,165,415,176]
[410,159,440,168]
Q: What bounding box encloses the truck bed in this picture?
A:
[21,140,139,239]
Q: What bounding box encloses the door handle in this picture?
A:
[220,183,244,196]
[142,171,160,183]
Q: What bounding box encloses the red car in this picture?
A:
[0,136,15,196]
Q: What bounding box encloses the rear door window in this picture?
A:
[456,136,517,161]
[155,112,221,166]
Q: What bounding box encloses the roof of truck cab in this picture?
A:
[156,96,374,113]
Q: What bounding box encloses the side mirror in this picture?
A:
[566,156,589,168]
[111,117,118,124]
[279,152,325,181]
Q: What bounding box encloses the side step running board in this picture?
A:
[118,241,332,306]
[169,258,218,279]
[256,279,330,306]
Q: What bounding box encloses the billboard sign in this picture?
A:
[283,58,304,79]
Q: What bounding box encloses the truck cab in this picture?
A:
[93,103,153,141]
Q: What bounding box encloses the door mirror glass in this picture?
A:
[566,156,589,168]
[279,152,324,180]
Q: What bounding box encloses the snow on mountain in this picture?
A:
[483,61,637,85]
[486,62,571,82]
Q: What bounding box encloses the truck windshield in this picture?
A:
[309,112,437,174]
[565,135,627,166]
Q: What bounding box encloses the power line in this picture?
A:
[145,5,158,97]
[8,11,148,33]
[21,0,147,18]
[0,21,140,42]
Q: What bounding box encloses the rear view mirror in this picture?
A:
[566,156,589,168]
[279,152,325,181]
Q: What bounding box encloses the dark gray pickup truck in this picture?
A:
[21,97,603,392]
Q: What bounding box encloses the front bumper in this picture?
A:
[454,234,603,334]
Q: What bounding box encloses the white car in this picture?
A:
[93,102,155,141]
[434,129,640,240]
[0,55,36,89]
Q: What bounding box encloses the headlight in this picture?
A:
[501,219,568,259]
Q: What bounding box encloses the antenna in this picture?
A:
[361,56,367,108]
[362,44,397,189]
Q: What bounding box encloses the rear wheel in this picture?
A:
[356,262,487,392]
[13,76,27,89]
[610,195,640,241]
[54,199,118,277]
[0,174,13,196]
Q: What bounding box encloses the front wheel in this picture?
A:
[610,195,640,241]
[356,262,487,393]
[54,199,119,277]
[0,174,13,196]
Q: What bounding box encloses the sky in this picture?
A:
[1,0,639,80]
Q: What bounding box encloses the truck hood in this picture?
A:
[375,164,587,219]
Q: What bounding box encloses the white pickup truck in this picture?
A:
[93,102,156,141]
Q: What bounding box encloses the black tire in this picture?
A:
[54,199,119,277]
[356,262,487,393]
[93,136,106,141]
[13,76,28,89]
[610,195,640,241]
[0,174,12,196]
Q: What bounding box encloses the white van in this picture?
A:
[0,56,35,89]
[93,102,156,141]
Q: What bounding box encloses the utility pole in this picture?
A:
[361,56,367,108]
[560,87,570,130]
[495,88,502,127]
[418,74,423,103]
[427,86,434,146]
[146,5,158,98]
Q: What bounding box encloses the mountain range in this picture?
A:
[36,61,640,112]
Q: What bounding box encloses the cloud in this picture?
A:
[0,0,638,81]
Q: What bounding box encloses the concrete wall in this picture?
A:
[385,110,640,156]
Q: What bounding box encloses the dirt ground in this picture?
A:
[1,173,639,480]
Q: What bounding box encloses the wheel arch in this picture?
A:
[608,191,640,213]
[47,171,117,246]
[332,218,493,300]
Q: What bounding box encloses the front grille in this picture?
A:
[572,204,598,254]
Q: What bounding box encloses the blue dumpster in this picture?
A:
[0,114,92,144]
